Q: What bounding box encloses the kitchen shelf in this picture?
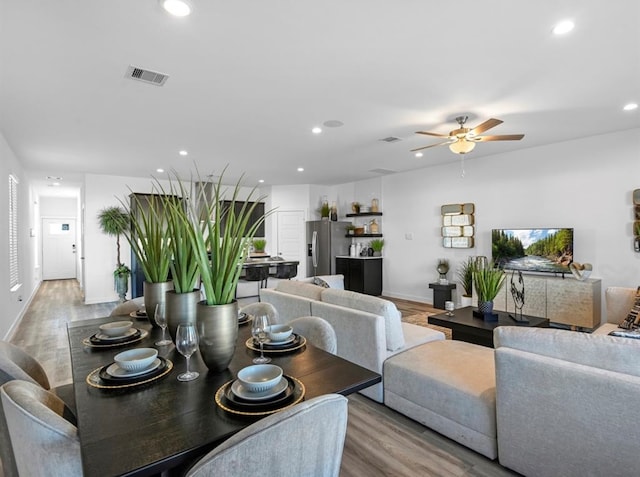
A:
[345,233,383,238]
[346,212,383,217]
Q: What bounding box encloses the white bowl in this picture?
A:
[267,324,293,342]
[114,348,158,372]
[237,364,283,393]
[99,320,133,337]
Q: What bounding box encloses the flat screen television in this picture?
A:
[492,228,573,274]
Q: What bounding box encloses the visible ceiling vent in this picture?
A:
[125,65,169,86]
[379,136,401,143]
[369,168,396,175]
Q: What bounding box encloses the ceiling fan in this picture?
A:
[411,116,524,155]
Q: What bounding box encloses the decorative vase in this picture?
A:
[373,251,381,257]
[115,275,129,302]
[143,281,174,328]
[165,289,200,341]
[460,295,473,307]
[478,300,494,315]
[196,300,239,373]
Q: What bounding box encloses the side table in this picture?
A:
[429,282,456,309]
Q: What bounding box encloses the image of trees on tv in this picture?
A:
[492,228,573,273]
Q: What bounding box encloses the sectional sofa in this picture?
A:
[259,277,444,402]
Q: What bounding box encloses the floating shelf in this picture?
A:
[346,212,383,217]
[346,233,383,238]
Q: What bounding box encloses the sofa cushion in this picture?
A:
[275,280,324,301]
[618,286,640,330]
[320,288,405,351]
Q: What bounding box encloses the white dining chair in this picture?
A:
[109,296,145,317]
[288,316,337,354]
[185,394,348,477]
[0,380,82,477]
[0,341,77,477]
[240,302,280,324]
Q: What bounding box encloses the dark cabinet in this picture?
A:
[336,257,383,296]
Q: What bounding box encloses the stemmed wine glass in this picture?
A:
[154,303,172,346]
[251,314,271,364]
[175,323,199,381]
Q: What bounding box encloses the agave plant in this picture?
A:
[473,263,506,303]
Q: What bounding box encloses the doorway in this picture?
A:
[42,218,77,280]
[275,210,305,277]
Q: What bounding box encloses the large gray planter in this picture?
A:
[196,300,238,373]
[143,281,174,328]
[165,289,200,341]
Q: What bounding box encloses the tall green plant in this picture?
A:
[185,167,274,305]
[473,264,506,302]
[97,206,130,281]
[456,257,475,297]
[119,192,172,284]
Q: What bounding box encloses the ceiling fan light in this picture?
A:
[449,139,476,154]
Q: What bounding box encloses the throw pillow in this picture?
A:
[312,276,330,288]
[618,286,640,330]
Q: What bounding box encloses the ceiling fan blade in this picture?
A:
[470,118,503,135]
[415,131,450,138]
[410,141,451,152]
[475,134,524,142]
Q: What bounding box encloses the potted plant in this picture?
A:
[370,238,385,256]
[320,201,330,219]
[120,192,173,326]
[456,257,474,307]
[346,224,356,235]
[183,167,274,372]
[473,262,506,317]
[97,206,130,302]
[252,238,267,254]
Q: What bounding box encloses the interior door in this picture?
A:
[276,210,305,277]
[42,218,77,280]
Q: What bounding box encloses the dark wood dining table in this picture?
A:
[67,315,380,477]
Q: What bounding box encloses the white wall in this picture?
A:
[0,132,39,338]
[379,129,640,322]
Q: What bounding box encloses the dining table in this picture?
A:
[67,314,381,477]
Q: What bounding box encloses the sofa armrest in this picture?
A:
[605,286,637,325]
[496,346,640,477]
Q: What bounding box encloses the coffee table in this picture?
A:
[428,306,550,348]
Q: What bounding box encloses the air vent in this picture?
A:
[125,65,169,86]
[369,168,396,175]
[379,136,401,143]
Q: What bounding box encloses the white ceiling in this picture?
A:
[1,1,639,194]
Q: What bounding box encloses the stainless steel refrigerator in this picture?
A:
[306,220,351,276]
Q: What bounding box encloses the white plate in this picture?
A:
[264,334,296,345]
[231,376,288,401]
[106,358,162,378]
[95,327,137,341]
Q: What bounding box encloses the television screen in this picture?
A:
[492,228,573,274]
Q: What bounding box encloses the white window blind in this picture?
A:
[9,174,19,290]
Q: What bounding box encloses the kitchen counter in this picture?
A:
[335,255,383,260]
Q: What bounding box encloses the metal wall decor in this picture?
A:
[441,203,475,248]
[633,189,640,253]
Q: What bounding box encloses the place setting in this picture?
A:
[237,310,251,326]
[129,307,148,320]
[244,315,306,357]
[82,320,148,348]
[215,363,305,417]
[86,347,173,389]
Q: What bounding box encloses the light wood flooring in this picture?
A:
[9,280,516,477]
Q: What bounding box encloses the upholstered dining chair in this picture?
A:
[240,302,280,324]
[109,296,145,317]
[0,380,82,477]
[287,316,338,354]
[185,393,348,477]
[0,341,76,477]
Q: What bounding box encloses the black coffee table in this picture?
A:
[429,306,550,348]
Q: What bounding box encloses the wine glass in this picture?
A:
[251,314,271,364]
[154,303,172,346]
[175,323,199,381]
[445,301,455,317]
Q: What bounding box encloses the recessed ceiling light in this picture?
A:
[553,20,574,35]
[415,152,423,158]
[52,182,61,187]
[156,168,165,173]
[311,127,322,134]
[297,167,304,172]
[623,103,638,111]
[258,179,265,183]
[160,0,192,17]
[179,150,188,156]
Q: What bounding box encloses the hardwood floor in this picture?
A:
[9,280,516,477]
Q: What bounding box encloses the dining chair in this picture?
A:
[240,302,280,324]
[109,296,145,317]
[0,380,82,477]
[288,316,337,354]
[0,341,76,477]
[185,393,348,477]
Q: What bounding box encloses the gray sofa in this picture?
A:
[259,278,444,402]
